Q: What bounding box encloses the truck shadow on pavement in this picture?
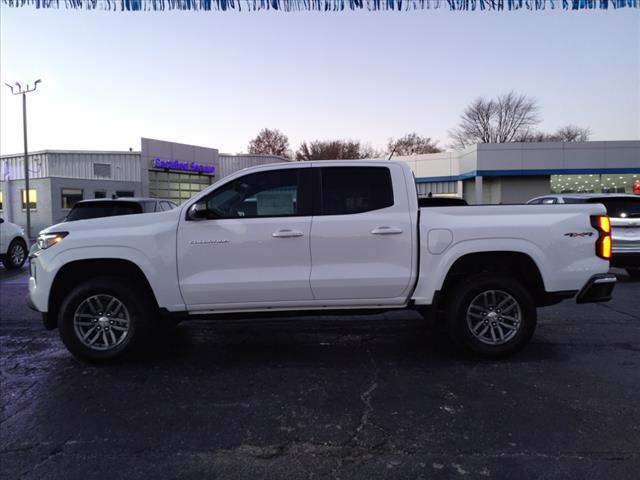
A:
[130,314,570,367]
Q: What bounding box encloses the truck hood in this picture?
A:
[39,207,183,236]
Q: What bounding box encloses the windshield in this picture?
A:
[65,201,143,221]
[587,197,640,218]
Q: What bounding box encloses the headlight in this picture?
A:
[36,232,68,250]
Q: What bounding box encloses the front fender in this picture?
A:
[32,245,185,313]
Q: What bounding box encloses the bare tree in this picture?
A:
[360,143,384,159]
[248,128,291,158]
[295,140,374,161]
[517,125,591,142]
[387,133,442,156]
[552,125,591,142]
[449,92,540,149]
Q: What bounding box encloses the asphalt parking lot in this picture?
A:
[1,266,639,480]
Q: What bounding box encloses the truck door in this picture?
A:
[309,165,414,301]
[177,165,314,309]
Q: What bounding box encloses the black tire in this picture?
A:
[58,276,155,363]
[625,268,640,279]
[446,273,537,358]
[2,238,27,270]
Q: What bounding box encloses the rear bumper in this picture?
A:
[576,274,616,304]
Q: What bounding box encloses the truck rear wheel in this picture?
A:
[446,274,536,358]
[58,276,153,362]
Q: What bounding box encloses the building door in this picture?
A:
[149,170,213,204]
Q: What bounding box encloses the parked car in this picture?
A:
[0,218,29,270]
[527,194,640,277]
[64,197,177,222]
[28,161,615,362]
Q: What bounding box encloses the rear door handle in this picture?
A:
[272,229,304,238]
[371,226,403,235]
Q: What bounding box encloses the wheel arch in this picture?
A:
[10,235,28,248]
[438,251,549,309]
[47,259,159,329]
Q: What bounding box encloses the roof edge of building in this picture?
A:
[1,149,141,158]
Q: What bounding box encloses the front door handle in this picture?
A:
[272,229,304,238]
[371,226,403,235]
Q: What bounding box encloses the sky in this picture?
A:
[1,5,639,156]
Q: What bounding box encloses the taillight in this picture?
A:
[591,215,612,260]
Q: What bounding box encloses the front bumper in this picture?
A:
[576,274,616,304]
[26,251,48,313]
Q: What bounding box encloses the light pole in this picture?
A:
[4,79,41,241]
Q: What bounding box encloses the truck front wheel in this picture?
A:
[446,274,537,358]
[58,277,153,362]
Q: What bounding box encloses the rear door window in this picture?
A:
[319,167,394,215]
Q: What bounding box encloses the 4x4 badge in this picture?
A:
[564,232,594,238]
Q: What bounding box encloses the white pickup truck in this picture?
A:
[28,161,616,362]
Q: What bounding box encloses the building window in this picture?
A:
[94,191,107,199]
[416,181,457,197]
[116,191,135,198]
[551,173,640,194]
[148,170,212,205]
[21,189,37,210]
[93,163,112,178]
[61,188,84,209]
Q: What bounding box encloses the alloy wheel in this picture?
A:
[10,243,25,266]
[466,289,522,346]
[73,294,131,351]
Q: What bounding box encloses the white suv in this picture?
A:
[527,194,640,278]
[0,218,29,270]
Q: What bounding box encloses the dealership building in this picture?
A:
[0,137,289,234]
[396,140,639,204]
[0,138,638,235]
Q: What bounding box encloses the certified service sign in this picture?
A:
[152,157,215,175]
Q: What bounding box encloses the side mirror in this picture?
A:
[0,218,4,224]
[187,201,208,221]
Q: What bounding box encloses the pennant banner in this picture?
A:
[0,0,637,10]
